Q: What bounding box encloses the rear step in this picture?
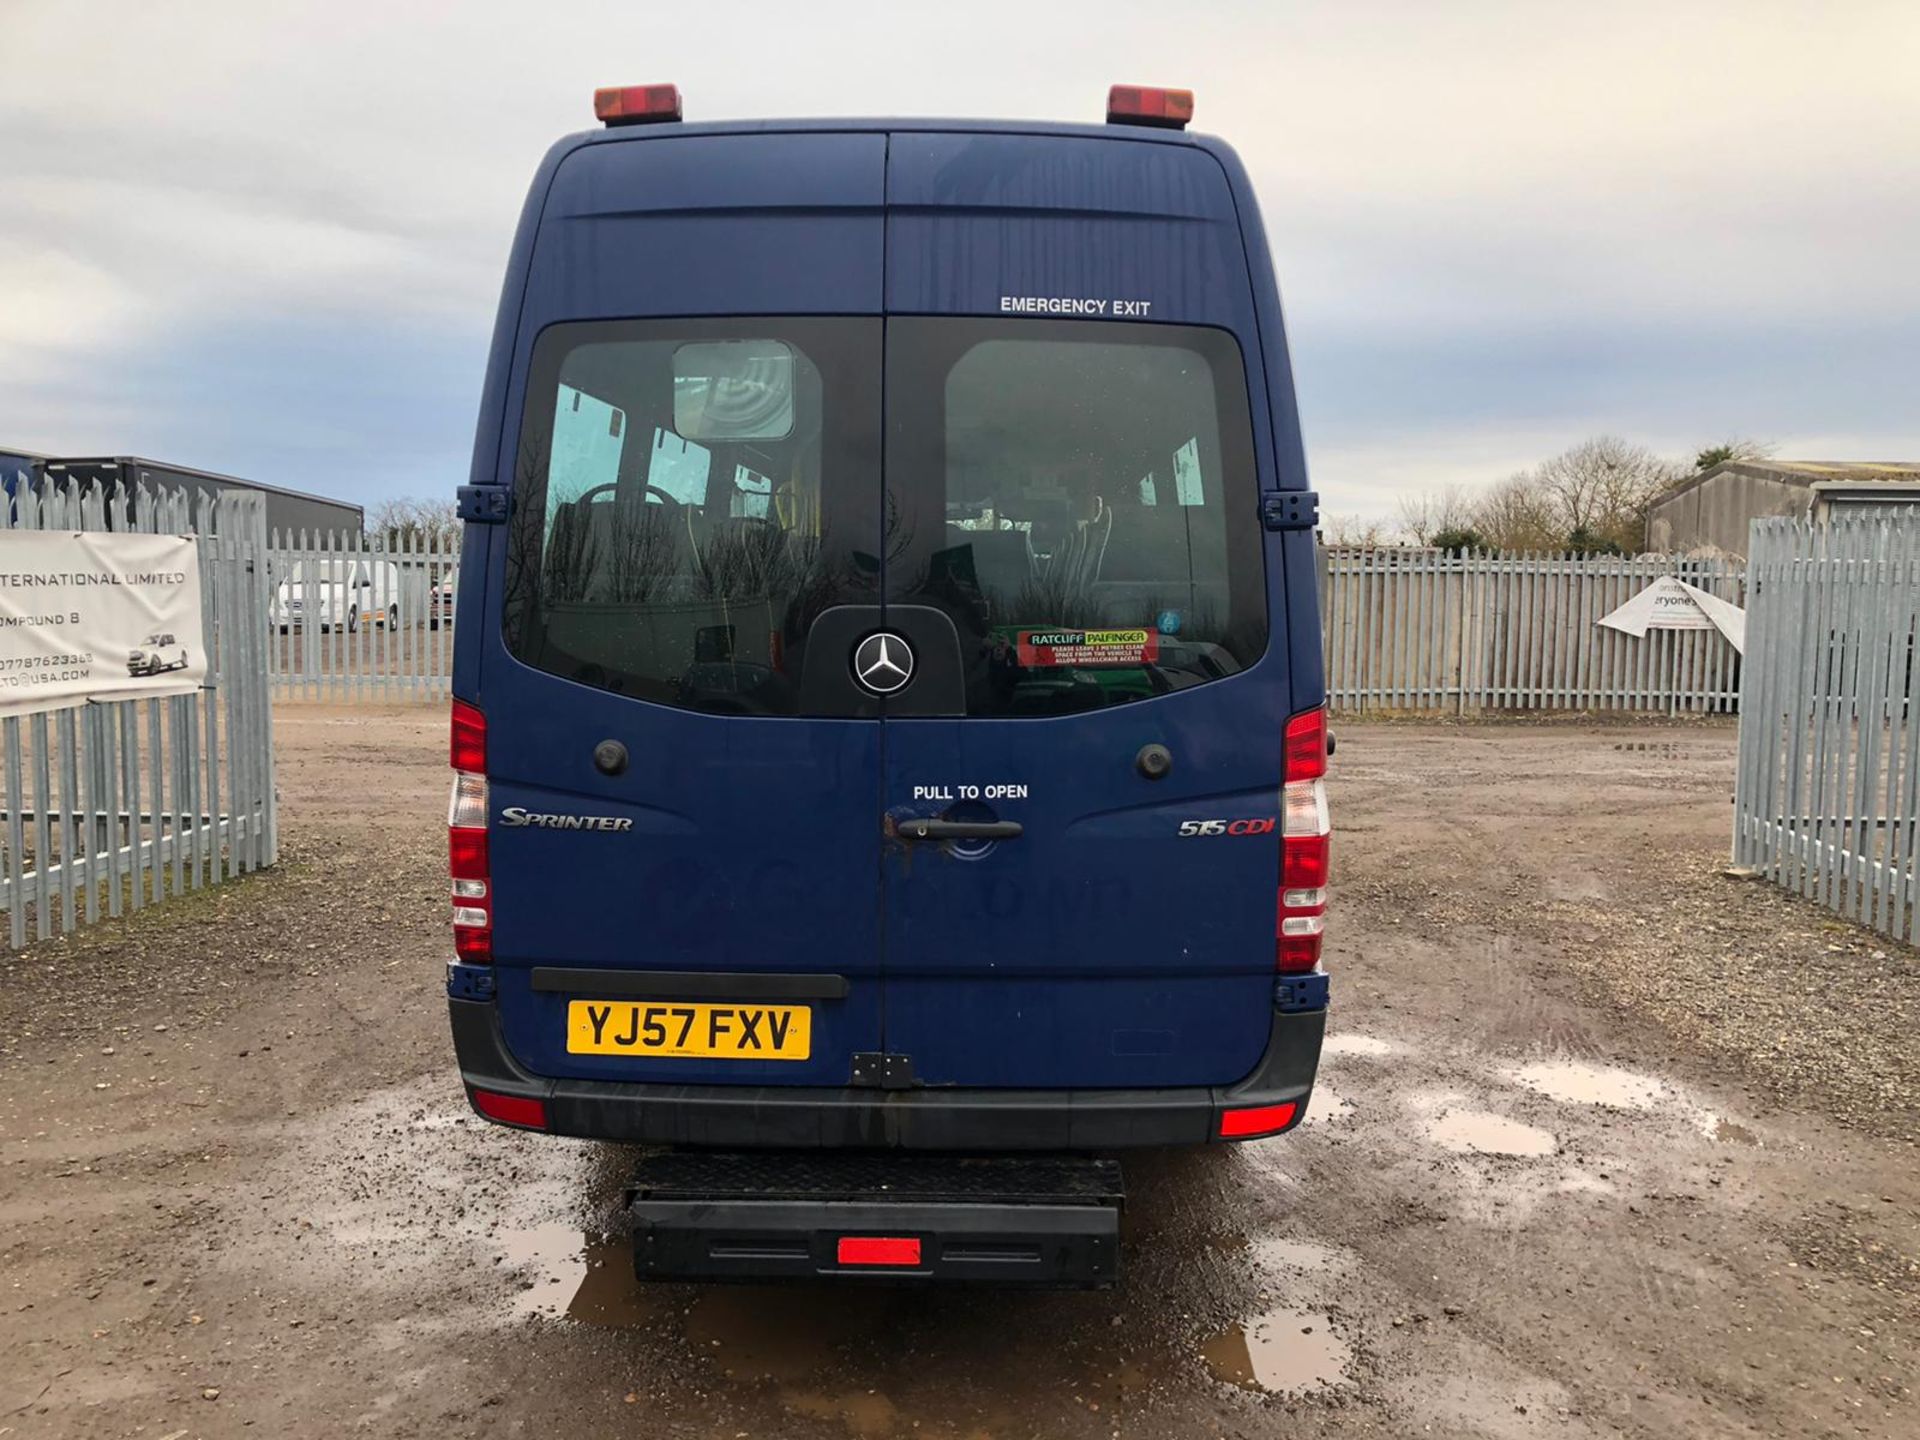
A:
[627,1152,1124,1287]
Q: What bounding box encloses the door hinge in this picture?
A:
[1260,490,1319,532]
[850,1052,917,1089]
[457,485,511,523]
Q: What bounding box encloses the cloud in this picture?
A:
[0,0,1916,515]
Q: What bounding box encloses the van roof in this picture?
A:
[556,115,1223,155]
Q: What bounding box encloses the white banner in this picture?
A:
[0,532,208,717]
[1595,575,1746,654]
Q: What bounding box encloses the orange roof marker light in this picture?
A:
[1106,84,1194,130]
[595,83,684,126]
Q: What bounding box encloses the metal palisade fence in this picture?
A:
[1733,511,1920,942]
[266,527,459,701]
[0,479,276,948]
[1319,548,1746,715]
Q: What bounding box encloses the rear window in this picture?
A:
[885,318,1266,716]
[503,316,1264,718]
[503,318,882,715]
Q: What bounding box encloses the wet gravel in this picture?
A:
[0,708,1916,1438]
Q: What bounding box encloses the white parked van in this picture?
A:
[273,558,407,633]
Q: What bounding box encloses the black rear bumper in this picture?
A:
[449,996,1324,1150]
[629,1152,1123,1286]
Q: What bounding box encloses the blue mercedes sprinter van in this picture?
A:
[448,85,1330,1285]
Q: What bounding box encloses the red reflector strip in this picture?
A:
[836,1236,921,1267]
[1218,1101,1298,1138]
[470,1088,547,1130]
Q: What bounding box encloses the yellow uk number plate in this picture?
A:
[565,1000,811,1060]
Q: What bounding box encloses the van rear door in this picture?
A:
[876,133,1289,1088]
[479,134,890,1087]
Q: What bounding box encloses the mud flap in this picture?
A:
[628,1152,1124,1288]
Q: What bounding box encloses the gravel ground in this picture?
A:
[1338,724,1920,1143]
[0,707,1914,1439]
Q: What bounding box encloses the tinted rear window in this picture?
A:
[503,318,882,714]
[503,316,1264,718]
[884,318,1267,716]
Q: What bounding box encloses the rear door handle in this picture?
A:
[895,818,1024,842]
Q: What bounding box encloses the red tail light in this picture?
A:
[451,698,487,772]
[1279,707,1330,974]
[1218,1101,1298,1139]
[594,83,683,126]
[449,700,491,963]
[470,1087,546,1130]
[1106,84,1195,130]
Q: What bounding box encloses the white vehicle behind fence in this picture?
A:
[273,558,419,633]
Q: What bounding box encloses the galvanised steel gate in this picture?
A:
[266,527,458,702]
[1319,548,1746,715]
[1734,512,1920,941]
[0,481,276,948]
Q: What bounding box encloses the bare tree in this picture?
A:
[1319,512,1393,547]
[1396,485,1478,546]
[1529,436,1679,550]
[1470,472,1562,551]
[368,496,461,548]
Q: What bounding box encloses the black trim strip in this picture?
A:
[450,997,1325,1151]
[529,967,850,1001]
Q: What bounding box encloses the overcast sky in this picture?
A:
[2,0,1916,523]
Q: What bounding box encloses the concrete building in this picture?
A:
[1,450,362,536]
[1647,460,1920,558]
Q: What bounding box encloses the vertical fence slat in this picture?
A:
[1735,509,1920,945]
[0,480,275,948]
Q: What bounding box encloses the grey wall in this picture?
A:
[1646,472,1807,557]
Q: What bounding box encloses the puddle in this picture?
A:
[1713,1118,1759,1146]
[1202,1305,1350,1395]
[782,1388,902,1438]
[687,1287,890,1381]
[1321,1033,1401,1058]
[1251,1236,1336,1273]
[1301,1080,1354,1126]
[1427,1109,1557,1157]
[1510,1060,1668,1110]
[505,1225,655,1326]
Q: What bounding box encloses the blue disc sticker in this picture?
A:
[1157,609,1182,636]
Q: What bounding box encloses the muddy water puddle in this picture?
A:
[1427,1108,1558,1157]
[688,1287,893,1381]
[1252,1236,1337,1273]
[1510,1060,1668,1109]
[781,1387,903,1437]
[1302,1078,1354,1126]
[1202,1305,1351,1395]
[504,1225,654,1325]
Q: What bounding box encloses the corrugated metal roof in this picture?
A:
[1656,458,1920,510]
[1709,459,1920,484]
